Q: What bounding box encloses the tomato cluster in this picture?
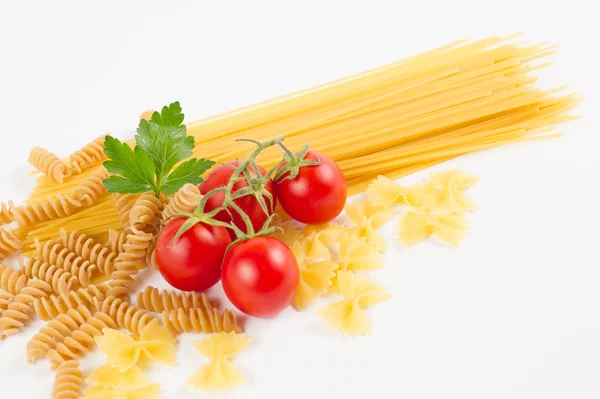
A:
[155,148,347,318]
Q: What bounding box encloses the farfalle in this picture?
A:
[420,170,478,213]
[270,218,303,247]
[345,200,397,252]
[187,332,251,391]
[398,211,467,247]
[318,271,390,335]
[299,223,345,259]
[329,233,383,292]
[366,175,429,208]
[86,363,147,389]
[82,384,161,399]
[95,319,177,372]
[291,241,338,311]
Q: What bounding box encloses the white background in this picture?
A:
[1,1,599,398]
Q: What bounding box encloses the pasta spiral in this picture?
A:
[128,191,164,231]
[0,263,28,295]
[162,183,202,221]
[58,229,117,276]
[13,195,84,228]
[20,258,78,295]
[114,193,139,229]
[105,229,127,255]
[69,134,107,174]
[71,168,109,207]
[27,305,93,363]
[137,286,213,313]
[93,295,156,335]
[0,291,12,313]
[0,227,22,262]
[162,307,242,335]
[47,312,117,369]
[52,360,83,399]
[107,227,153,298]
[28,147,71,183]
[35,245,96,287]
[0,278,53,337]
[33,285,109,321]
[0,200,15,224]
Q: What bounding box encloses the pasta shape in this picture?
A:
[346,200,397,252]
[86,363,147,389]
[128,192,163,231]
[27,305,93,363]
[95,319,177,372]
[29,147,71,183]
[46,311,118,369]
[107,227,154,299]
[291,241,337,311]
[71,168,110,207]
[269,218,303,247]
[187,332,251,391]
[0,200,15,224]
[33,240,97,287]
[0,227,23,261]
[82,384,161,399]
[105,229,127,255]
[69,135,107,174]
[366,175,429,208]
[20,258,79,295]
[52,360,84,399]
[162,307,242,335]
[0,278,53,337]
[421,169,478,213]
[114,193,140,229]
[33,285,109,321]
[13,194,84,228]
[0,263,28,295]
[136,286,213,313]
[0,291,12,313]
[318,271,390,335]
[94,296,157,335]
[329,233,383,292]
[161,183,202,221]
[398,211,468,247]
[59,229,117,276]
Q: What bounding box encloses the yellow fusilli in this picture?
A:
[71,168,110,207]
[162,307,242,335]
[0,291,12,313]
[69,135,107,174]
[52,360,83,399]
[29,147,71,183]
[13,195,84,228]
[93,296,156,335]
[0,200,15,224]
[0,227,23,261]
[0,264,28,295]
[136,286,213,313]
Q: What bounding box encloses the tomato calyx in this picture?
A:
[274,143,321,181]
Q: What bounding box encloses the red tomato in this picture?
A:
[200,161,276,237]
[155,217,232,292]
[221,237,299,318]
[274,150,346,224]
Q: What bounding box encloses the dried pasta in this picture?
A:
[136,286,212,313]
[0,278,54,337]
[0,200,15,224]
[161,183,202,221]
[87,363,147,389]
[29,147,70,183]
[0,291,12,313]
[128,192,163,231]
[82,384,161,399]
[270,218,303,247]
[13,195,84,228]
[47,311,118,369]
[187,332,251,391]
[0,227,23,261]
[105,229,127,255]
[329,233,383,292]
[71,168,110,207]
[366,175,429,208]
[93,296,157,335]
[398,211,468,247]
[300,223,345,258]
[20,258,79,295]
[291,241,337,311]
[0,263,28,295]
[162,307,242,335]
[33,285,109,321]
[33,241,97,287]
[58,229,117,276]
[114,193,139,229]
[69,135,107,174]
[318,271,390,335]
[27,305,93,363]
[52,360,84,399]
[345,200,397,252]
[420,170,478,213]
[95,319,177,372]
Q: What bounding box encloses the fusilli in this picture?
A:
[52,360,83,399]
[69,135,107,174]
[105,229,126,255]
[162,307,242,335]
[33,285,109,321]
[161,183,202,221]
[71,168,110,207]
[0,291,12,313]
[20,258,78,295]
[34,242,97,287]
[29,147,71,183]
[113,193,139,229]
[0,227,23,261]
[136,286,213,313]
[93,296,156,335]
[13,195,84,227]
[107,227,153,299]
[58,229,117,276]
[0,263,28,295]
[128,192,163,231]
[0,200,15,224]
[0,278,53,337]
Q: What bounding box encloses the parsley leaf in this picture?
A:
[102,102,213,197]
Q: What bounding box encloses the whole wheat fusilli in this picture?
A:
[28,147,70,183]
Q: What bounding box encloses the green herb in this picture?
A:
[103,102,215,197]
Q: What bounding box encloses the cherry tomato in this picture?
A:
[274,150,346,224]
[200,161,276,237]
[221,236,299,318]
[155,217,232,291]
